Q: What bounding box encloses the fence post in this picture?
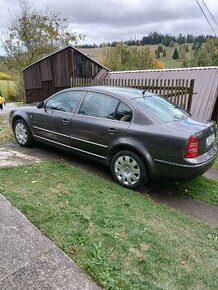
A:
[187,79,195,112]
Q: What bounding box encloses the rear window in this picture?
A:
[135,96,188,123]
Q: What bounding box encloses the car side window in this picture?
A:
[115,102,132,122]
[79,92,119,119]
[46,91,83,113]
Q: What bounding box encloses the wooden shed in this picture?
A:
[23,45,109,103]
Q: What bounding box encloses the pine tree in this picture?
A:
[155,49,160,59]
[172,48,179,59]
[157,45,163,53]
[163,48,166,57]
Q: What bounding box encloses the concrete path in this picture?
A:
[203,168,218,182]
[146,187,218,226]
[0,194,100,290]
[0,102,17,115]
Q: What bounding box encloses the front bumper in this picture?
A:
[152,143,217,181]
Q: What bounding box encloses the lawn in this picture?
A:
[213,158,218,171]
[0,161,217,290]
[159,177,218,206]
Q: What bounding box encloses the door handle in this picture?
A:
[63,119,70,124]
[108,128,118,134]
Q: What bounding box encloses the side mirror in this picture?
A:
[37,102,44,109]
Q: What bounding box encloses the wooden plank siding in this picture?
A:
[72,77,195,112]
[23,46,107,103]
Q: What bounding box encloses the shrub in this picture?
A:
[0,72,12,80]
[5,81,17,101]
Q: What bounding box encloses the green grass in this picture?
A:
[0,161,217,290]
[213,159,218,171]
[159,177,218,206]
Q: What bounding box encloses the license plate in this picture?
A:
[206,133,215,147]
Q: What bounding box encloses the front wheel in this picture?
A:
[14,119,33,147]
[111,150,147,189]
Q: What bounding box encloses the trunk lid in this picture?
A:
[167,118,217,156]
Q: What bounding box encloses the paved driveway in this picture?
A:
[0,102,17,115]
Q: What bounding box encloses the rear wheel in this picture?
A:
[111,150,147,189]
[14,119,33,147]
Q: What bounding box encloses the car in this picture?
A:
[9,86,217,189]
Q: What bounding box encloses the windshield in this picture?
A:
[135,95,188,123]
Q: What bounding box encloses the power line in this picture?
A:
[201,0,218,27]
[195,0,217,37]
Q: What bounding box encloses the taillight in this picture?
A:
[185,135,199,158]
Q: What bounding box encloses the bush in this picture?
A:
[0,72,12,80]
[104,43,165,70]
[14,74,25,102]
[5,81,17,101]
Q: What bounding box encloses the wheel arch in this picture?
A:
[12,115,31,132]
[107,144,154,178]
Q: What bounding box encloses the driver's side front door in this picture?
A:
[32,90,84,146]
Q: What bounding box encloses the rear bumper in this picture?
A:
[152,143,217,181]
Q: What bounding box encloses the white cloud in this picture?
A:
[0,0,218,47]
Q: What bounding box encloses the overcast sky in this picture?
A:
[0,0,218,49]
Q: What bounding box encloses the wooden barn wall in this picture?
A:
[23,63,41,89]
[73,51,102,78]
[52,49,71,87]
[40,58,52,81]
[25,86,70,104]
[24,47,105,103]
[25,89,43,103]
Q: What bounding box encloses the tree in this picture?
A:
[172,48,179,59]
[177,33,185,45]
[163,48,166,57]
[186,34,194,43]
[186,38,218,67]
[169,41,175,48]
[155,49,160,59]
[103,42,165,71]
[183,44,189,52]
[157,45,163,53]
[3,0,84,71]
[178,46,186,59]
[192,42,202,51]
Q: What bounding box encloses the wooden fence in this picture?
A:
[71,77,195,112]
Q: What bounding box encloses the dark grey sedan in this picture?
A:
[9,86,217,189]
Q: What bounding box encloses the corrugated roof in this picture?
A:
[23,45,109,71]
[99,67,218,121]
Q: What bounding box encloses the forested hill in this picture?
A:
[79,32,214,48]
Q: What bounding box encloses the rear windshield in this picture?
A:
[135,95,188,123]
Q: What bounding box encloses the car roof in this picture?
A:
[69,86,153,101]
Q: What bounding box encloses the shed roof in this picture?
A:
[99,67,218,121]
[23,45,109,71]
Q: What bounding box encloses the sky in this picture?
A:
[0,0,218,52]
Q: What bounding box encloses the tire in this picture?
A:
[111,150,147,189]
[13,119,33,147]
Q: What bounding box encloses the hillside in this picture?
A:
[79,44,193,69]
